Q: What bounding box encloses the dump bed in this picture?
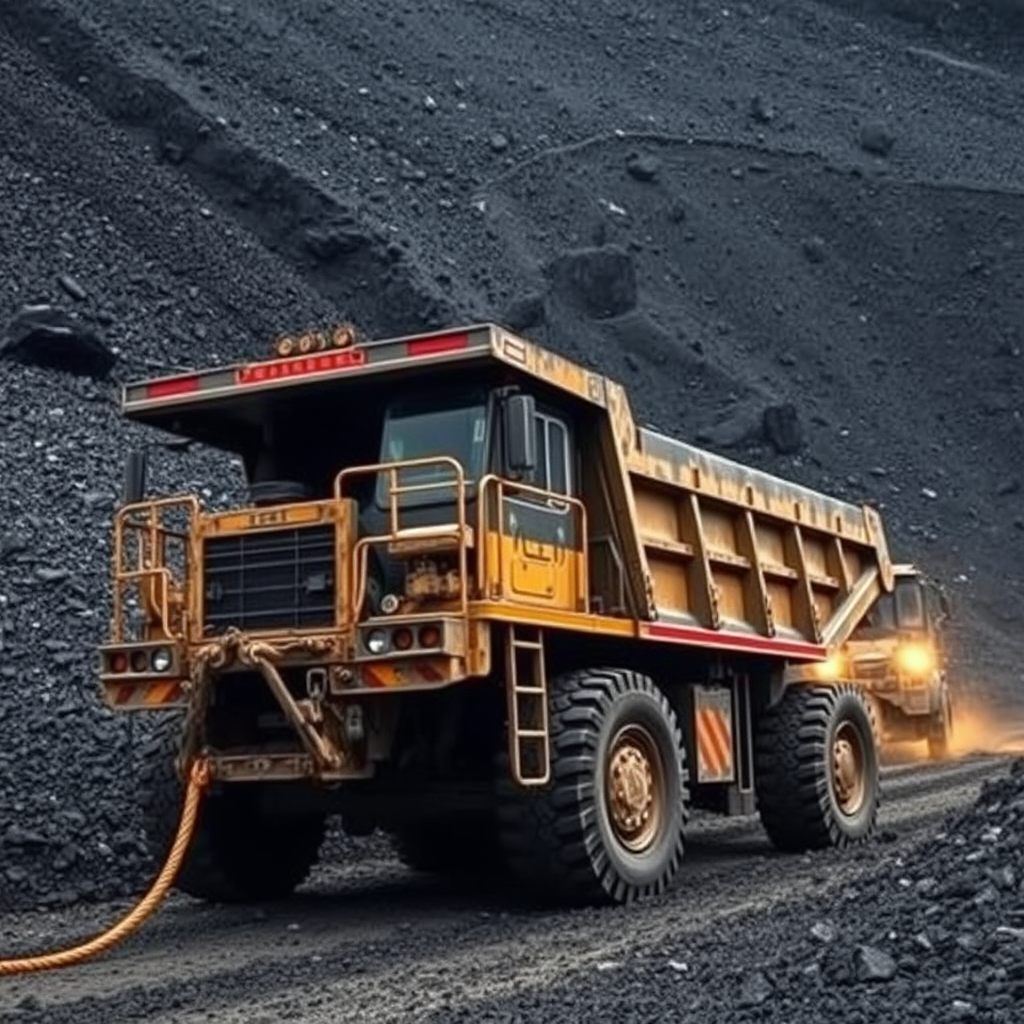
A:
[625,422,894,657]
[121,322,894,664]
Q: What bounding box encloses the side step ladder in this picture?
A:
[505,624,550,786]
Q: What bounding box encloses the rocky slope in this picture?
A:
[1,0,1023,911]
[429,758,1024,1024]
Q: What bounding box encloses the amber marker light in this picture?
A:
[332,323,357,348]
[274,335,296,358]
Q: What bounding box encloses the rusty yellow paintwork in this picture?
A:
[481,531,588,611]
[105,322,896,675]
[485,323,892,647]
[100,321,903,788]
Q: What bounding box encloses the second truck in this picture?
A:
[839,566,954,759]
[101,321,905,905]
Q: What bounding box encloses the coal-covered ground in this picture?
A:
[0,755,1020,1023]
[1,0,1023,952]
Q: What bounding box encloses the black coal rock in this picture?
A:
[2,305,116,379]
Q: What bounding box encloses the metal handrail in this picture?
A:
[110,496,199,642]
[334,457,471,623]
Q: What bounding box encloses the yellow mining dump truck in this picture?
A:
[834,566,954,758]
[100,321,899,906]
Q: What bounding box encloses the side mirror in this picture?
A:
[504,393,537,475]
[938,589,952,620]
[123,448,149,505]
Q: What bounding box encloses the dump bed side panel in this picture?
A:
[623,427,894,653]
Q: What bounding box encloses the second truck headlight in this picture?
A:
[897,642,934,676]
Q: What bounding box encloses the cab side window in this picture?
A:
[895,582,925,630]
[533,411,572,495]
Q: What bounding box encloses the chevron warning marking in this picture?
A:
[695,698,735,783]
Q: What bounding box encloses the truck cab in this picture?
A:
[843,567,954,757]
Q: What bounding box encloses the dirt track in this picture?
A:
[0,752,1013,1023]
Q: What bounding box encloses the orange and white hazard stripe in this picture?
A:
[695,704,735,783]
[359,659,447,690]
[105,680,186,709]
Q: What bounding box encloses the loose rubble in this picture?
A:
[427,760,1024,1023]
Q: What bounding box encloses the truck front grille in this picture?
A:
[851,658,890,681]
[202,525,335,634]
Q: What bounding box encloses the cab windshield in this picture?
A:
[376,394,489,507]
[863,579,926,632]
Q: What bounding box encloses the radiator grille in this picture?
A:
[202,525,335,633]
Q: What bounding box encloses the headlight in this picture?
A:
[812,652,846,680]
[150,647,173,673]
[897,643,934,676]
[365,629,389,655]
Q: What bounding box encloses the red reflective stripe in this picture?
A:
[361,667,386,689]
[406,333,469,357]
[706,709,733,765]
[699,712,725,773]
[145,375,200,399]
[647,622,825,660]
[235,348,366,385]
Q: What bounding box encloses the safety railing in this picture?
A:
[110,496,200,643]
[334,456,472,623]
[476,474,589,612]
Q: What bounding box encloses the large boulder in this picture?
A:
[762,402,804,455]
[2,305,117,379]
[544,245,637,320]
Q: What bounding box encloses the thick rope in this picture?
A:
[0,758,210,975]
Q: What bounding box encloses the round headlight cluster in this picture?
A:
[361,623,444,656]
[105,646,175,674]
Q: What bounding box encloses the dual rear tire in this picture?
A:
[754,683,880,852]
[496,668,690,905]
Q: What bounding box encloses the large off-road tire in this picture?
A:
[755,683,880,852]
[139,716,326,903]
[497,668,689,906]
[390,815,503,878]
[927,685,954,760]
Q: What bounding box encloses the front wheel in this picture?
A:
[497,667,689,906]
[755,683,880,852]
[139,716,326,903]
[927,686,954,760]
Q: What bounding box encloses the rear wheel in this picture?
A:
[390,815,503,878]
[755,683,880,852]
[497,667,689,905]
[139,716,326,903]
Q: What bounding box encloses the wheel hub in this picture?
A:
[832,722,866,816]
[606,725,663,853]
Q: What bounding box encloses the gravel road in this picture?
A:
[1,753,1018,1023]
